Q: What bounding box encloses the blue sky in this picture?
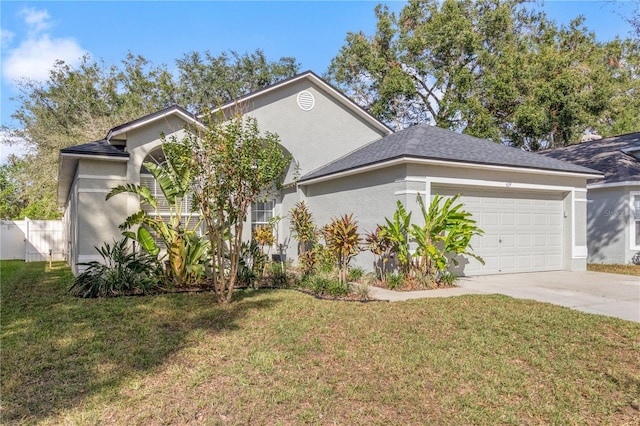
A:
[0,0,637,161]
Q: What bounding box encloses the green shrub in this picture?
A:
[69,238,160,298]
[352,282,371,299]
[347,266,365,282]
[385,272,404,290]
[304,272,349,297]
[238,240,268,287]
[267,262,290,288]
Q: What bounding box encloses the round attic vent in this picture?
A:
[297,90,315,111]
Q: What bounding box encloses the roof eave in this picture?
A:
[106,106,204,141]
[298,157,603,186]
[587,180,640,189]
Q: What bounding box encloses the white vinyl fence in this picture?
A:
[0,218,65,262]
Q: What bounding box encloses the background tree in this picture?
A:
[3,49,299,219]
[326,0,640,149]
[176,49,300,110]
[3,53,178,219]
[176,112,290,304]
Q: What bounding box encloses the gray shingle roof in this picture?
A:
[60,139,129,157]
[538,132,640,184]
[299,124,600,182]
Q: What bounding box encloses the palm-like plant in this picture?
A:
[379,201,412,274]
[322,213,361,284]
[412,194,484,280]
[106,145,208,287]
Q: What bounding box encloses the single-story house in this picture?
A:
[58,71,601,275]
[539,133,640,264]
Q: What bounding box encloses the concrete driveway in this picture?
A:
[369,271,640,322]
[457,271,640,323]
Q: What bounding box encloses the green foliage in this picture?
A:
[412,194,484,280]
[385,272,404,290]
[237,240,268,287]
[176,49,300,110]
[321,214,361,284]
[380,194,483,284]
[107,145,207,287]
[379,201,412,274]
[304,272,349,297]
[266,261,291,288]
[0,155,59,220]
[347,266,365,282]
[289,201,318,256]
[327,0,640,148]
[69,238,160,298]
[177,113,291,303]
[364,227,394,279]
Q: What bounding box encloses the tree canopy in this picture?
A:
[326,0,640,150]
[2,49,300,219]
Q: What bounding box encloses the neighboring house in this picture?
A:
[58,71,601,276]
[539,133,640,264]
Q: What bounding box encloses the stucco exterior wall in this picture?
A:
[124,116,191,185]
[587,186,640,264]
[301,162,590,274]
[236,79,389,183]
[72,160,128,271]
[302,165,408,270]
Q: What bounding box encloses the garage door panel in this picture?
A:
[517,213,531,226]
[433,187,564,275]
[501,212,516,226]
[483,212,499,226]
[517,235,532,247]
[517,256,532,268]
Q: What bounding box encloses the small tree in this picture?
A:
[177,111,290,303]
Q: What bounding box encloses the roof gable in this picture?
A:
[538,132,640,185]
[107,104,202,141]
[300,124,601,183]
[213,71,392,136]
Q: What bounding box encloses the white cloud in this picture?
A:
[18,7,51,34]
[1,28,15,49]
[1,7,87,84]
[0,132,30,164]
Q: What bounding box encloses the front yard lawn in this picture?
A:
[2,260,639,424]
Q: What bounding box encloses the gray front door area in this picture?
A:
[458,271,640,322]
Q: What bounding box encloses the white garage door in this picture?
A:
[433,187,564,275]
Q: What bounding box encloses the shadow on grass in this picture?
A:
[0,261,281,423]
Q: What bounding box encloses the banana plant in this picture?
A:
[412,194,484,280]
[106,144,208,287]
[379,201,413,274]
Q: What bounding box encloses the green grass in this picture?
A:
[588,263,640,276]
[2,260,639,424]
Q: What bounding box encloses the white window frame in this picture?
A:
[630,191,640,250]
[251,199,275,233]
